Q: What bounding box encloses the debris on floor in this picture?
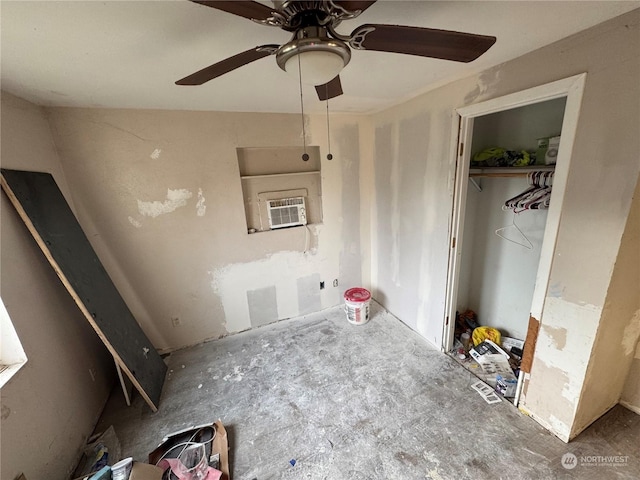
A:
[87,466,112,480]
[72,426,122,479]
[75,460,164,480]
[74,420,230,480]
[470,379,502,404]
[451,310,524,401]
[149,419,229,480]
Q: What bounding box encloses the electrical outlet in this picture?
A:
[172,317,181,327]
[320,281,325,290]
[333,279,339,287]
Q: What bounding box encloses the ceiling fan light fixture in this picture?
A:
[284,49,346,86]
[276,28,351,86]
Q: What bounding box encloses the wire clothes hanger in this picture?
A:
[495,208,533,249]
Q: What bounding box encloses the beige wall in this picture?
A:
[573,176,640,431]
[0,93,115,480]
[611,178,640,416]
[45,108,365,351]
[369,9,639,441]
[622,343,640,414]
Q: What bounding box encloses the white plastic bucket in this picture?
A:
[344,287,371,325]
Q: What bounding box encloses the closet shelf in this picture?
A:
[469,165,555,178]
[241,170,320,180]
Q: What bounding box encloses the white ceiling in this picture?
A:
[1,1,638,114]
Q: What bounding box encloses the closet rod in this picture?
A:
[469,166,555,178]
[469,172,533,178]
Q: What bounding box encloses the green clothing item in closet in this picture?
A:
[472,147,534,167]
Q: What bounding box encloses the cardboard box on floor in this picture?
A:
[72,463,163,480]
[129,462,164,480]
[148,419,230,480]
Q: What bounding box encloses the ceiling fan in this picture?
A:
[176,1,497,101]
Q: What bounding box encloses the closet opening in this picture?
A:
[442,74,586,406]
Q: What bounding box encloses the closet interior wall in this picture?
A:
[457,98,567,340]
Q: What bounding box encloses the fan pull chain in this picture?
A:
[298,54,309,162]
[326,93,333,160]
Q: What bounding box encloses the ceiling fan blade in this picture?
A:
[315,76,343,101]
[349,24,496,63]
[176,45,279,85]
[331,1,377,15]
[189,1,274,21]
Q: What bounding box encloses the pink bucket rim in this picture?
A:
[344,287,371,302]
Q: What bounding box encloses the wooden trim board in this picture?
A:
[1,169,166,411]
[115,359,134,407]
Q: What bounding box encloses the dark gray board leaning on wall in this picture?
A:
[1,169,166,411]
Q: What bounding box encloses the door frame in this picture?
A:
[442,74,587,363]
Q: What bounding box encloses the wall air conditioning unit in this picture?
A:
[267,197,307,229]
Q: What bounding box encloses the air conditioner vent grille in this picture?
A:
[267,196,307,229]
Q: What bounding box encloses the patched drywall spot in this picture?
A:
[542,325,567,350]
[463,67,501,105]
[525,359,574,440]
[534,297,601,404]
[397,114,428,295]
[337,124,362,289]
[547,282,564,298]
[137,188,193,218]
[523,298,604,436]
[150,148,161,159]
[196,188,206,217]
[548,415,571,442]
[389,123,401,285]
[374,123,399,286]
[296,274,322,315]
[128,216,142,228]
[247,286,278,328]
[210,250,327,333]
[622,309,640,356]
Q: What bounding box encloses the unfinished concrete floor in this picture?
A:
[95,303,640,479]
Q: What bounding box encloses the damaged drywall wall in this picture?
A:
[45,108,364,351]
[369,10,639,440]
[373,116,431,318]
[209,249,338,333]
[571,175,640,435]
[137,188,193,218]
[521,298,602,441]
[373,105,460,346]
